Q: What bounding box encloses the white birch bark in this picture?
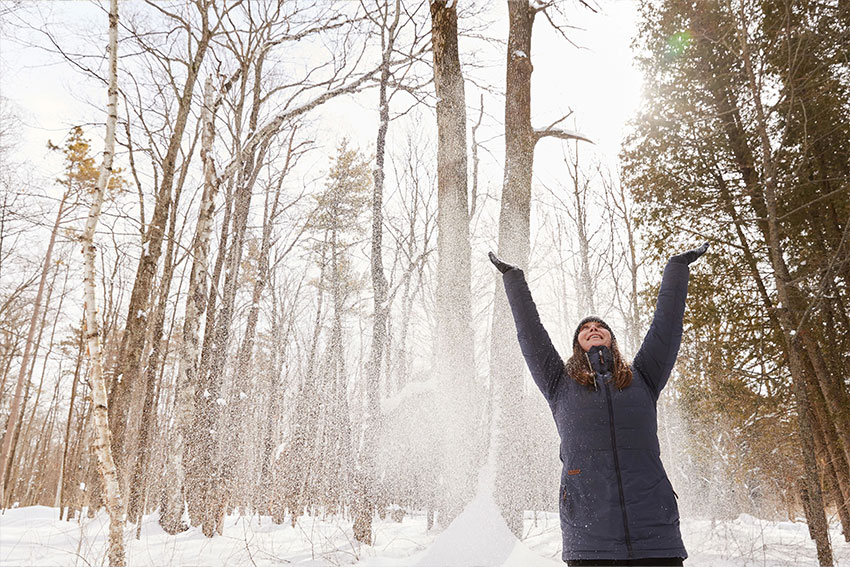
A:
[80,0,124,564]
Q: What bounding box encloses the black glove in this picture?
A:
[670,242,709,265]
[488,251,517,274]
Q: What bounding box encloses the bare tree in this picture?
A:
[0,183,72,505]
[80,0,125,563]
[428,0,478,524]
[158,73,224,534]
[354,0,430,543]
[55,318,85,513]
[600,166,642,355]
[126,160,186,528]
[564,142,605,316]
[491,0,592,536]
[108,0,219,496]
[385,124,438,398]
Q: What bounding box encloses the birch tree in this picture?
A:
[157,74,224,534]
[600,168,642,356]
[108,1,224,495]
[80,0,124,563]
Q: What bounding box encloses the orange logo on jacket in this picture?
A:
[568,469,581,475]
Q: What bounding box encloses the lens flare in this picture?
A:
[666,30,692,58]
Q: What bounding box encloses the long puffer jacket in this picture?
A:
[502,261,689,562]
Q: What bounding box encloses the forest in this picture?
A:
[0,1,847,566]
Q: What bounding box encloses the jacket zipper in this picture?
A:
[584,352,597,391]
[604,378,633,558]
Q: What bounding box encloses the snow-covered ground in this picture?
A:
[2,504,847,567]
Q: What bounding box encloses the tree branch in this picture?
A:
[534,112,594,145]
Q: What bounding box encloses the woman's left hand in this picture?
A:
[670,242,709,265]
[489,251,518,274]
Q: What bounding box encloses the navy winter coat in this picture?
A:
[503,261,689,562]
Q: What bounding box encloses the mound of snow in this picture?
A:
[413,464,560,567]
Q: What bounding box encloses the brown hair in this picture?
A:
[564,337,633,390]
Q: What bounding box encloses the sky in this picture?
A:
[0,1,644,199]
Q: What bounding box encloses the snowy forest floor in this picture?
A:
[1,505,848,567]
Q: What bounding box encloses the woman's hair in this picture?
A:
[564,337,633,390]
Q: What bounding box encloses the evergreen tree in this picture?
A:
[622,0,849,553]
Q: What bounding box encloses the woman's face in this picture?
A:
[578,321,612,351]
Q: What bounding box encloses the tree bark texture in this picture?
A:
[81,1,125,563]
[354,0,400,544]
[108,1,213,487]
[430,0,477,524]
[492,0,535,537]
[159,74,221,535]
[127,174,182,526]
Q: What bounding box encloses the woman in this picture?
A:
[489,243,708,567]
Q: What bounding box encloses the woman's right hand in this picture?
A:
[669,242,709,265]
[489,251,517,274]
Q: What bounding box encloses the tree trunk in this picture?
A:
[108,1,213,484]
[280,257,327,524]
[162,74,231,534]
[25,369,62,505]
[80,1,125,563]
[257,276,292,515]
[811,389,850,541]
[429,0,477,525]
[353,0,400,544]
[566,143,596,315]
[127,174,182,526]
[56,321,85,512]
[800,328,850,464]
[803,344,850,541]
[63,371,91,521]
[327,226,353,513]
[492,0,536,537]
[200,164,260,536]
[603,175,641,354]
[219,159,286,515]
[736,7,833,563]
[17,262,68,506]
[198,59,274,532]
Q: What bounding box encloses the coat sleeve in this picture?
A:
[502,268,564,401]
[633,260,690,398]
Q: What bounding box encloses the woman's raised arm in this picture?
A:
[633,243,708,398]
[491,252,564,401]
